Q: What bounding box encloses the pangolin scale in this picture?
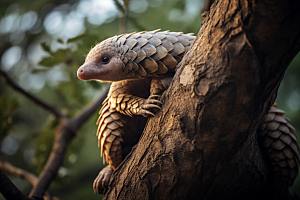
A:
[258,104,299,195]
[78,29,195,171]
[77,29,299,196]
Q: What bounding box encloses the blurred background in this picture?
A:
[0,0,299,199]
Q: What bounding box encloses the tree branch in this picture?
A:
[113,0,130,34]
[119,15,127,34]
[0,169,33,200]
[70,86,110,130]
[29,87,109,199]
[0,57,109,199]
[0,68,66,119]
[113,0,127,15]
[0,160,61,200]
[0,160,38,187]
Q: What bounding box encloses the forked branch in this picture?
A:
[0,68,109,199]
[0,68,65,119]
[0,160,38,187]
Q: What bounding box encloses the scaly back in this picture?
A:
[86,29,196,80]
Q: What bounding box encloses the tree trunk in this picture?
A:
[104,0,300,199]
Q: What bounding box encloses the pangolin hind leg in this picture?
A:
[97,99,125,168]
[93,165,113,195]
[149,75,173,99]
[93,77,172,195]
[93,99,126,195]
[258,103,300,197]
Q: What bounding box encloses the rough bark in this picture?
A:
[104,0,300,199]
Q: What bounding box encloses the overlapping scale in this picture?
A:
[258,104,300,194]
[96,100,124,169]
[95,30,196,172]
[109,30,196,79]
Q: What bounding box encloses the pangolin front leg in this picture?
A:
[258,104,299,197]
[108,82,163,118]
[141,76,172,115]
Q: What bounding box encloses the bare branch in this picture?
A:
[70,86,109,130]
[0,169,33,200]
[0,160,38,187]
[0,47,109,200]
[112,0,131,34]
[0,160,61,200]
[0,68,66,119]
[113,0,126,15]
[123,0,130,9]
[30,87,109,199]
[119,15,127,34]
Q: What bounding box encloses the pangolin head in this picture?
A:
[77,29,196,82]
[77,35,128,82]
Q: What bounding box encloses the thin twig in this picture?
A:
[113,0,126,15]
[0,160,60,200]
[0,160,38,187]
[113,0,129,34]
[0,169,34,200]
[119,15,127,34]
[0,54,109,199]
[0,68,66,119]
[70,86,110,130]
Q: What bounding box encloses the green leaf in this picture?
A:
[57,39,64,44]
[38,56,62,67]
[66,34,87,43]
[40,42,52,54]
[51,48,69,60]
[31,67,51,74]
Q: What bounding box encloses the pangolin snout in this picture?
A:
[77,63,96,80]
[77,65,87,80]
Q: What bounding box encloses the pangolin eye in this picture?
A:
[102,56,110,64]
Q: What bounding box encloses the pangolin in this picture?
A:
[77,29,299,196]
[258,104,299,197]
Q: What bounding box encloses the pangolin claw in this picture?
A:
[139,95,162,117]
[93,165,113,195]
[148,95,162,99]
